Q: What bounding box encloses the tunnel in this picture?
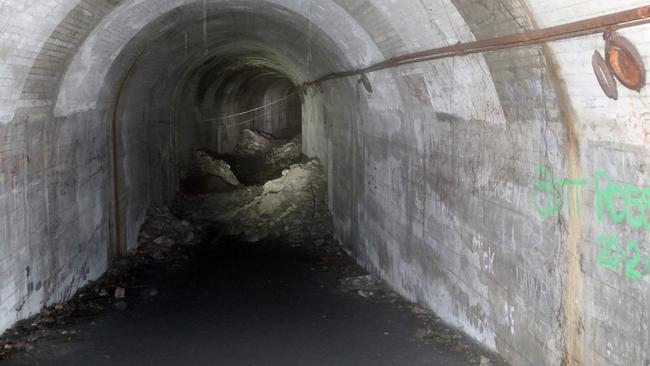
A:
[1,1,650,365]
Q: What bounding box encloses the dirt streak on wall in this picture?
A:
[541,44,584,366]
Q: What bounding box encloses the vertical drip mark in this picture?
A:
[22,145,29,302]
[202,0,207,56]
[306,0,313,67]
[184,32,188,55]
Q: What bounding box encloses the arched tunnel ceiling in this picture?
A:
[54,0,384,117]
[197,60,295,113]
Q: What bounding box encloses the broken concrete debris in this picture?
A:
[139,206,195,245]
[182,150,241,193]
[265,134,302,167]
[223,131,304,185]
[340,274,381,298]
[193,150,241,187]
[137,206,197,259]
[225,159,332,243]
[173,187,263,224]
[480,355,492,366]
[235,129,274,155]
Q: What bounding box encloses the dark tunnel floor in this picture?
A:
[3,239,496,366]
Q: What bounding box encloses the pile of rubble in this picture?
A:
[265,134,302,167]
[234,129,274,155]
[136,206,197,258]
[225,159,332,243]
[182,150,240,193]
[229,130,304,185]
[173,186,262,224]
[175,130,325,245]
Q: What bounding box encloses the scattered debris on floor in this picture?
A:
[182,150,240,193]
[340,274,382,298]
[0,252,172,360]
[137,206,197,258]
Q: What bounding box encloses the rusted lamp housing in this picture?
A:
[593,33,646,99]
[593,50,619,100]
[606,34,646,92]
[359,74,373,94]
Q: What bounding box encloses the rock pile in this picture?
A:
[225,159,332,243]
[173,186,262,224]
[137,206,196,258]
[266,134,302,168]
[182,150,240,193]
[234,129,274,155]
[225,132,304,185]
[174,131,326,245]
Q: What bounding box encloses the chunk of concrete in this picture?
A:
[183,150,241,193]
[235,129,273,155]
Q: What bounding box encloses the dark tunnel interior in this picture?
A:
[2,1,650,366]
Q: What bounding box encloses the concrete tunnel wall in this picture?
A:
[0,1,649,365]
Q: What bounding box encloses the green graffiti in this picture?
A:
[538,169,649,232]
[533,166,560,219]
[597,233,650,281]
[534,168,650,281]
[594,171,608,222]
[625,240,649,280]
[597,234,626,269]
[0,173,4,185]
[624,184,645,229]
[642,187,650,231]
[532,166,586,219]
[605,181,627,224]
[593,171,649,231]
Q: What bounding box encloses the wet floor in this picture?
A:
[4,239,481,366]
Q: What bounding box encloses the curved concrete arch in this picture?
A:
[54,0,385,116]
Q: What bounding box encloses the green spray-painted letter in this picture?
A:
[597,234,625,270]
[533,166,561,220]
[624,240,647,280]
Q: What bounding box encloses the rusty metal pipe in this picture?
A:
[307,5,650,85]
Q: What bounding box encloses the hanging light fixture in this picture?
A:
[592,50,619,100]
[359,74,373,94]
[593,31,646,99]
[605,34,646,92]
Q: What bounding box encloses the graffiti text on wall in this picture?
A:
[597,234,650,280]
[533,167,649,280]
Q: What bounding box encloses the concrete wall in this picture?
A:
[322,2,650,365]
[1,1,649,365]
